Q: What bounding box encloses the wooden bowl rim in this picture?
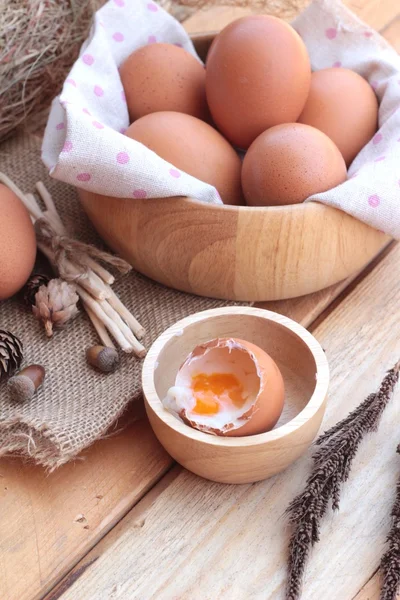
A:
[142,306,329,447]
[141,195,335,215]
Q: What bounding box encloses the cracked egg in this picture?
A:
[162,338,284,436]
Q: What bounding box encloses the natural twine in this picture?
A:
[34,218,132,283]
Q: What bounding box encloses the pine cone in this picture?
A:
[32,279,79,337]
[23,274,51,307]
[0,330,23,382]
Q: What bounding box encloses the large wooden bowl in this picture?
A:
[78,33,388,302]
[142,306,330,484]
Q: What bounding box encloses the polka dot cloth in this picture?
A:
[116,151,129,164]
[293,0,400,238]
[42,0,400,238]
[325,28,337,40]
[82,54,94,65]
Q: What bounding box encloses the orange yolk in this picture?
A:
[191,372,245,415]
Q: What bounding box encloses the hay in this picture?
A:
[0,0,307,142]
[0,0,105,142]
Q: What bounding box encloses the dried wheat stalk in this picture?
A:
[285,360,400,600]
[380,444,400,600]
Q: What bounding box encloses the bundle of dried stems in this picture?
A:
[0,172,146,357]
[285,360,400,600]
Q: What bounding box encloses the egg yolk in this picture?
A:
[191,372,245,415]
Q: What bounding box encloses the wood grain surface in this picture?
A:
[0,2,399,600]
[383,17,400,52]
[183,0,400,34]
[354,573,383,600]
[1,253,386,600]
[48,243,400,600]
[0,404,172,600]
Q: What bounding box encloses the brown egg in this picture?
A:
[125,112,243,205]
[120,43,210,122]
[162,338,285,437]
[298,67,379,166]
[242,123,347,207]
[0,185,36,300]
[205,16,311,149]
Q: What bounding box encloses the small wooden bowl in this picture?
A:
[142,306,329,484]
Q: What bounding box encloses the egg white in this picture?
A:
[162,339,261,433]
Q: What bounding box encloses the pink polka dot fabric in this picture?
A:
[82,54,94,65]
[42,0,400,238]
[293,0,400,238]
[116,151,129,164]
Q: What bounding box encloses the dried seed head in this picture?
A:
[32,279,79,337]
[86,346,119,373]
[7,364,45,403]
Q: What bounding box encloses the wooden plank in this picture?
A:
[0,403,172,600]
[354,571,400,600]
[354,569,400,599]
[345,0,400,31]
[183,6,254,33]
[382,17,400,52]
[183,0,400,34]
[260,241,394,327]
[353,573,382,600]
[48,243,400,600]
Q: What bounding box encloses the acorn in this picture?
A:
[86,346,119,373]
[7,364,46,403]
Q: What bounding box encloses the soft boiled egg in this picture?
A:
[162,338,285,437]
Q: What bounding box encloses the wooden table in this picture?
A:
[1,3,400,599]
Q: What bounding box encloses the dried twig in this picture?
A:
[84,306,115,349]
[380,444,400,600]
[285,360,400,600]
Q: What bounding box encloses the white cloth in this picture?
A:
[42,0,400,238]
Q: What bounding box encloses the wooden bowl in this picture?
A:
[78,33,388,302]
[142,306,329,484]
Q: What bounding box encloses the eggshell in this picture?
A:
[125,112,244,205]
[205,16,311,149]
[0,184,36,300]
[242,123,347,207]
[298,67,379,166]
[120,43,210,122]
[163,338,285,437]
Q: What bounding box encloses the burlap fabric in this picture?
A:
[0,134,237,470]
